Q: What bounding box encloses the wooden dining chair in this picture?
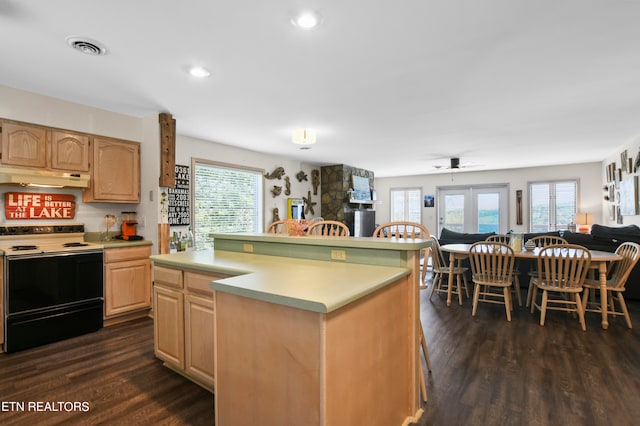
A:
[525,235,568,307]
[530,244,591,331]
[306,220,350,237]
[373,221,431,286]
[373,221,432,402]
[485,234,522,306]
[429,236,470,305]
[582,242,640,328]
[469,242,515,321]
[265,220,288,234]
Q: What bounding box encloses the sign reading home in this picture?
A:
[168,165,190,225]
[4,192,76,220]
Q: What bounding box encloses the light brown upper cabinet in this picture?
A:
[51,130,90,172]
[0,120,47,168]
[83,137,140,203]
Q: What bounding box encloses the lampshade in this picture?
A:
[292,129,316,145]
[575,212,593,225]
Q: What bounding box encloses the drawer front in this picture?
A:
[185,271,228,297]
[153,265,184,289]
[105,245,152,263]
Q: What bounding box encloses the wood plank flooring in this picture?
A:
[418,285,640,426]
[0,318,213,425]
[1,285,639,425]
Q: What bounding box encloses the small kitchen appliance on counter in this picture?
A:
[120,211,143,240]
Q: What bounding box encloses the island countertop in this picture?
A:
[150,249,411,313]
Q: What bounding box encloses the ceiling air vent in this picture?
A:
[66,36,108,56]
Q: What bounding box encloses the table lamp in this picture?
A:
[575,212,593,233]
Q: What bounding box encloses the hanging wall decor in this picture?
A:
[296,170,308,182]
[265,166,285,179]
[516,190,523,225]
[284,176,291,196]
[619,176,639,216]
[303,190,316,215]
[271,186,282,197]
[311,169,320,195]
[168,164,190,225]
[5,192,76,220]
[424,195,434,208]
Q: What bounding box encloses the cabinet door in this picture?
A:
[84,137,140,202]
[104,258,151,317]
[154,285,185,369]
[51,131,90,171]
[1,121,47,168]
[185,294,215,389]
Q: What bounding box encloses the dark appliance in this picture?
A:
[1,224,104,353]
[345,210,376,237]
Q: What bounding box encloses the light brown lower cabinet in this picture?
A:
[104,245,152,324]
[153,265,226,392]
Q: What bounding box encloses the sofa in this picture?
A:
[438,224,640,300]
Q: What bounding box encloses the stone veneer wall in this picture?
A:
[320,164,375,223]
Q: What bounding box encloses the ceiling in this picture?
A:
[1,0,640,177]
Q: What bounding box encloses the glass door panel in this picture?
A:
[438,186,508,235]
[441,193,465,232]
[477,193,500,233]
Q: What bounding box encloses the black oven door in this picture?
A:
[4,250,104,353]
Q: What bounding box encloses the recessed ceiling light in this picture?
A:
[189,66,211,78]
[66,36,108,56]
[291,11,321,29]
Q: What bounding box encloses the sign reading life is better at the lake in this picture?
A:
[4,192,76,220]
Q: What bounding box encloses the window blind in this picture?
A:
[193,160,263,250]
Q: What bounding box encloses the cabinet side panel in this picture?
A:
[215,293,321,426]
[324,277,413,425]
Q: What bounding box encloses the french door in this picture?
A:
[437,185,509,235]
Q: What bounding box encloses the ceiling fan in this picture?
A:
[433,157,473,170]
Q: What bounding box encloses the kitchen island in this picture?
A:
[150,233,430,426]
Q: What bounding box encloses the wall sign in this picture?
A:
[168,164,190,225]
[5,192,76,220]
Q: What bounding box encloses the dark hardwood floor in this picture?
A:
[0,318,213,425]
[2,282,640,426]
[418,282,640,426]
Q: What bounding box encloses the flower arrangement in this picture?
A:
[284,219,311,236]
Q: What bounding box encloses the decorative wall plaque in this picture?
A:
[168,164,190,225]
[5,192,76,220]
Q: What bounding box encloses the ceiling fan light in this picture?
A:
[292,128,317,145]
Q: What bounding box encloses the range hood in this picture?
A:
[0,167,90,188]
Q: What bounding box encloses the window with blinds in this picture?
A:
[193,159,263,250]
[529,180,577,232]
[390,188,422,223]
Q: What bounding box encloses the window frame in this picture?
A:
[528,179,579,232]
[191,158,264,250]
[389,187,422,224]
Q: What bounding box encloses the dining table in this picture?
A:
[439,243,623,329]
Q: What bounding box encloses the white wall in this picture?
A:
[601,137,640,227]
[171,134,321,237]
[374,162,603,236]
